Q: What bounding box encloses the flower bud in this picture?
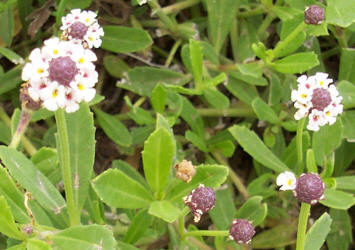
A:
[293,173,325,205]
[183,184,216,222]
[175,160,196,183]
[304,5,324,25]
[20,84,41,111]
[229,219,255,244]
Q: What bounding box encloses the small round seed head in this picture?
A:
[229,219,255,244]
[48,56,78,86]
[311,88,331,111]
[175,160,196,183]
[304,5,325,25]
[183,184,216,222]
[294,173,325,205]
[68,21,89,39]
[20,84,41,111]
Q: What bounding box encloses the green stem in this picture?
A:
[296,202,310,250]
[179,207,190,239]
[272,22,307,59]
[197,107,255,118]
[237,6,265,18]
[161,0,200,15]
[55,109,80,226]
[149,0,176,32]
[184,230,229,237]
[165,39,182,67]
[257,13,276,38]
[296,118,306,175]
[9,109,32,150]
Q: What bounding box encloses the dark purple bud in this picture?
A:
[183,184,216,222]
[304,5,324,25]
[311,88,331,111]
[22,225,33,235]
[49,56,78,86]
[294,173,325,205]
[229,219,255,244]
[68,22,89,39]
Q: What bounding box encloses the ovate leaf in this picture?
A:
[148,201,181,223]
[272,52,319,74]
[304,213,332,250]
[326,0,355,28]
[0,196,24,240]
[235,196,267,227]
[320,189,355,210]
[142,128,175,194]
[92,169,153,209]
[229,125,289,173]
[51,224,116,250]
[124,209,153,244]
[102,26,152,53]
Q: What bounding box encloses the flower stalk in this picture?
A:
[9,109,33,150]
[296,202,311,250]
[296,117,306,175]
[55,108,80,226]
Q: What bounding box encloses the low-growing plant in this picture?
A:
[0,0,354,249]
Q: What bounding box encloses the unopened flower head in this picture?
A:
[183,184,216,222]
[276,171,297,191]
[291,73,343,131]
[293,173,325,205]
[304,5,324,25]
[61,9,104,48]
[21,38,98,113]
[229,219,255,244]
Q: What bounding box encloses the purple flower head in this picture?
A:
[293,173,325,205]
[229,219,255,244]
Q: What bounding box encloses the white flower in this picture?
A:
[21,38,98,113]
[291,73,343,131]
[276,171,297,191]
[138,0,148,5]
[60,9,104,48]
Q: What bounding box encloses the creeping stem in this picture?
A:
[55,108,80,226]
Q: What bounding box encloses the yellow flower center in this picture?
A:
[53,49,59,55]
[52,89,58,98]
[320,80,324,86]
[78,58,84,64]
[88,36,93,41]
[326,111,330,116]
[77,83,84,90]
[85,17,90,23]
[37,68,44,74]
[301,94,307,99]
[287,179,293,186]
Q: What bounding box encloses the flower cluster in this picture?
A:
[21,9,103,113]
[229,219,255,244]
[22,38,98,113]
[291,73,343,131]
[61,9,104,48]
[277,171,325,205]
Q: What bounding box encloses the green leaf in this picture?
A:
[112,160,148,189]
[334,176,355,191]
[326,0,355,28]
[339,48,355,83]
[312,119,343,165]
[229,71,268,86]
[142,128,175,194]
[320,189,355,210]
[208,140,235,158]
[151,84,167,113]
[0,196,24,240]
[117,241,139,250]
[189,39,203,86]
[0,167,29,224]
[337,80,355,109]
[306,22,329,36]
[306,149,318,173]
[0,120,11,145]
[205,0,239,52]
[0,66,22,95]
[304,212,332,250]
[101,26,152,53]
[26,239,51,250]
[67,0,92,8]
[229,125,289,173]
[31,147,60,185]
[148,201,181,223]
[326,209,353,250]
[185,130,208,152]
[0,147,66,215]
[166,164,228,202]
[203,89,230,109]
[0,47,23,64]
[51,224,116,250]
[209,189,236,230]
[252,222,297,248]
[235,196,267,227]
[64,104,96,212]
[247,174,276,198]
[118,66,188,97]
[272,52,319,74]
[103,55,129,78]
[251,98,280,124]
[95,109,132,147]
[226,77,258,104]
[92,169,153,209]
[0,7,14,46]
[180,96,205,138]
[341,111,355,141]
[124,209,153,244]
